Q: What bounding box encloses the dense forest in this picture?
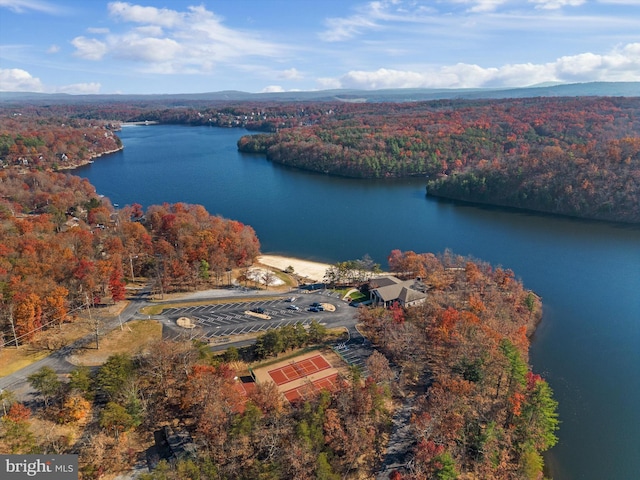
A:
[0,168,259,347]
[1,250,554,480]
[237,97,640,223]
[365,250,555,479]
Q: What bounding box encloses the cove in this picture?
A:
[78,124,640,480]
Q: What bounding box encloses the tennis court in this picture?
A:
[267,354,331,386]
[251,350,345,404]
[283,373,340,403]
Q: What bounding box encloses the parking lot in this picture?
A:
[333,342,371,377]
[162,297,334,340]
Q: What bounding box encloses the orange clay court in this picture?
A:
[252,351,344,403]
[268,354,331,385]
[283,372,340,403]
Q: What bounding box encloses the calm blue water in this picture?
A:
[79,125,640,479]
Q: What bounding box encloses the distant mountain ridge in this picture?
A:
[0,81,638,104]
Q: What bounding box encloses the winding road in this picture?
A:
[0,287,359,401]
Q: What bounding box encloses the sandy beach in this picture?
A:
[257,254,332,283]
[166,254,332,301]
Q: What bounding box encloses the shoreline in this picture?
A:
[55,145,124,171]
[162,254,333,301]
[257,254,332,283]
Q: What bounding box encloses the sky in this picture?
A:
[0,0,639,95]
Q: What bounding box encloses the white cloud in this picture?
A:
[319,0,430,42]
[484,62,555,86]
[597,0,640,3]
[46,44,59,54]
[0,68,101,94]
[54,82,101,94]
[134,25,163,36]
[71,36,108,60]
[555,52,603,76]
[322,42,640,89]
[261,85,285,93]
[279,68,303,80]
[529,0,586,9]
[449,0,509,13]
[317,0,592,45]
[424,0,587,13]
[338,68,437,89]
[470,1,509,12]
[114,36,181,63]
[108,1,181,28]
[0,0,60,14]
[70,3,288,75]
[317,77,342,89]
[321,12,380,42]
[556,43,640,81]
[0,68,44,91]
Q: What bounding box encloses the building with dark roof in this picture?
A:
[368,276,427,307]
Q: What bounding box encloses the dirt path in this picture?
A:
[376,396,417,478]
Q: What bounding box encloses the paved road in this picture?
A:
[0,287,360,401]
[0,288,153,401]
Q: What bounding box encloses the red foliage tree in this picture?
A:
[108,262,127,303]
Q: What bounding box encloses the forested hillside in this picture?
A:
[238,97,640,222]
[0,114,122,171]
[363,250,556,479]
[0,169,259,347]
[1,250,554,480]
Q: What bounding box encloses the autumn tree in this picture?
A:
[13,293,42,342]
[366,350,395,384]
[59,395,91,424]
[181,363,242,458]
[108,261,127,303]
[42,286,69,328]
[0,403,36,454]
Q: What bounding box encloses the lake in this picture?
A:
[78,124,640,479]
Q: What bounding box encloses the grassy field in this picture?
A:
[0,320,95,377]
[68,319,163,366]
[0,319,164,377]
[0,348,51,377]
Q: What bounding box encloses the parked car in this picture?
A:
[310,302,322,307]
[251,307,265,314]
[287,305,300,311]
[285,297,296,302]
[308,306,322,312]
